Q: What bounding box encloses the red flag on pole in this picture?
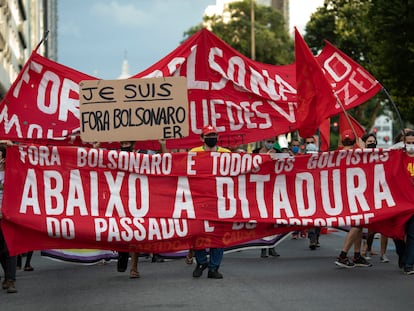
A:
[339,112,366,139]
[295,28,337,138]
[319,118,331,151]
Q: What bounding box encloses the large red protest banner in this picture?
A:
[2,145,413,255]
[0,29,381,149]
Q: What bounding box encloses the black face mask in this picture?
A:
[204,137,218,148]
[121,146,133,152]
[366,143,377,149]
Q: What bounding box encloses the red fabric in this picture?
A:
[1,145,414,255]
[295,29,336,138]
[319,118,331,151]
[0,51,97,144]
[339,113,366,139]
[316,40,382,109]
[0,29,382,150]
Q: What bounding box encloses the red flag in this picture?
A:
[319,118,331,151]
[295,28,337,138]
[317,41,382,108]
[339,112,365,139]
[0,50,97,143]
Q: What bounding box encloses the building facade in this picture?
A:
[0,0,57,98]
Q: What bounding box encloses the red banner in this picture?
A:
[0,29,381,149]
[2,145,414,255]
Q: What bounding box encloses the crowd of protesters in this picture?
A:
[1,126,414,294]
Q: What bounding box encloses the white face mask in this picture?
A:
[406,145,414,154]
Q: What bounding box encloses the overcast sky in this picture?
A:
[58,0,323,79]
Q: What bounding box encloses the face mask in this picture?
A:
[265,142,273,150]
[291,146,300,154]
[121,146,133,152]
[406,145,414,154]
[306,143,317,152]
[366,143,377,149]
[204,137,218,148]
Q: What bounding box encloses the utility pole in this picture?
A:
[250,0,255,60]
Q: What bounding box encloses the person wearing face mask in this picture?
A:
[252,137,281,258]
[361,134,390,263]
[335,130,373,268]
[393,130,414,274]
[115,141,140,278]
[290,139,301,155]
[190,125,230,279]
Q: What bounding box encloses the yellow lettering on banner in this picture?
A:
[407,162,414,177]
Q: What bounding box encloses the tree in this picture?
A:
[304,0,414,129]
[367,0,414,124]
[182,0,294,65]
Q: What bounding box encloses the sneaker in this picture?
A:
[335,256,355,268]
[207,269,223,279]
[6,280,17,294]
[2,279,9,290]
[269,248,280,257]
[192,263,208,278]
[352,256,373,267]
[309,242,316,250]
[380,255,390,263]
[364,251,372,260]
[404,267,414,275]
[117,252,129,272]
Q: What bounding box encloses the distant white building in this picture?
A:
[0,0,57,98]
[117,51,130,79]
[372,114,393,147]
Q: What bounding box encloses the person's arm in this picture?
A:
[158,139,167,153]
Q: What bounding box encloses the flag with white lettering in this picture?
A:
[0,29,383,149]
[0,51,97,144]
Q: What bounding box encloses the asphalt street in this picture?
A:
[1,230,413,311]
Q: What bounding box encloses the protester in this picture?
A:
[16,251,34,271]
[252,137,281,258]
[303,136,321,249]
[114,141,140,278]
[0,142,17,293]
[289,138,301,155]
[190,125,230,279]
[393,130,414,274]
[335,130,372,268]
[360,133,389,263]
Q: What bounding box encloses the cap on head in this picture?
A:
[341,129,356,142]
[202,125,217,136]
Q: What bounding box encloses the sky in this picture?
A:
[58,0,323,79]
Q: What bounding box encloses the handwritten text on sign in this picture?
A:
[79,77,189,142]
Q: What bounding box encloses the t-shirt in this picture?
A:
[405,155,414,185]
[0,171,4,218]
[190,146,231,153]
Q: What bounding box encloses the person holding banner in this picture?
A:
[253,137,281,258]
[361,133,390,263]
[393,130,414,274]
[190,125,230,279]
[335,130,373,268]
[0,142,17,293]
[116,141,141,278]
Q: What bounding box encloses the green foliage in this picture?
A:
[304,0,414,128]
[182,0,293,65]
